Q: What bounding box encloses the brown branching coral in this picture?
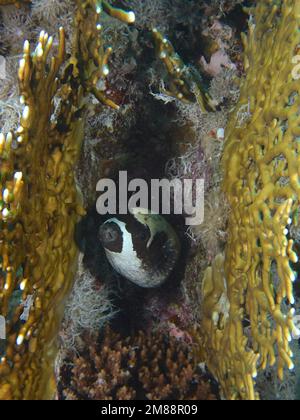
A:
[57,327,217,400]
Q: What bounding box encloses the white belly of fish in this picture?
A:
[103,219,164,288]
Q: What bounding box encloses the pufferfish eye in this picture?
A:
[98,222,119,245]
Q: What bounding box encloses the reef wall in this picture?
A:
[0,0,300,401]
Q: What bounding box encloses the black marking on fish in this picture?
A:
[126,216,179,279]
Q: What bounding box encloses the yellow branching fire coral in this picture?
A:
[0,0,29,5]
[3,0,300,403]
[0,27,82,401]
[152,28,216,112]
[200,0,300,400]
[73,0,135,110]
[0,0,134,400]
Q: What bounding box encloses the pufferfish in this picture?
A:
[98,208,181,288]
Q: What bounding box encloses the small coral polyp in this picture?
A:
[200,0,300,400]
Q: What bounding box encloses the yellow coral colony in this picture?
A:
[200,0,300,400]
[0,0,29,5]
[0,27,80,401]
[0,0,134,400]
[152,28,216,112]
